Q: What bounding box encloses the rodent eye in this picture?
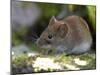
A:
[48,34,52,39]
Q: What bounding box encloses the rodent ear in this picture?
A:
[49,16,57,26]
[57,23,68,38]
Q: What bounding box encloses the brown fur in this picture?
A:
[36,15,92,55]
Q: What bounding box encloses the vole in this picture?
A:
[36,15,92,55]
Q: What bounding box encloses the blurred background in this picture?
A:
[11,0,96,55]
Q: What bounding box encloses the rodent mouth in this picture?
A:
[41,45,52,49]
[46,49,53,55]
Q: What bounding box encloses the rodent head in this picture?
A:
[36,16,68,52]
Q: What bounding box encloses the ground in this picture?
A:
[12,50,96,74]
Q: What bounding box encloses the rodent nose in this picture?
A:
[35,38,40,46]
[36,38,44,47]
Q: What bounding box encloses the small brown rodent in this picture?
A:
[36,15,92,55]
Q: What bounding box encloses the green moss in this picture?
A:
[12,54,29,66]
[54,55,73,64]
[78,54,96,69]
[79,54,95,60]
[12,52,96,73]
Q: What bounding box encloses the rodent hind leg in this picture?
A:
[68,43,91,55]
[65,51,86,56]
[64,46,74,55]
